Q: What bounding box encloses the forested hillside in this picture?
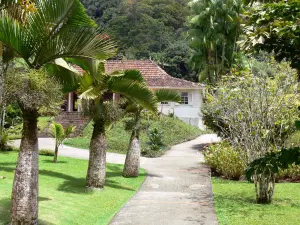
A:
[80,0,197,81]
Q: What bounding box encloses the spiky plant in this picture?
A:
[49,122,76,163]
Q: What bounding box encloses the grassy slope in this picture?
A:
[7,117,53,140]
[212,178,300,225]
[0,152,146,225]
[64,117,205,154]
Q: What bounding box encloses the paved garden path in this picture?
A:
[110,134,220,225]
[10,138,148,165]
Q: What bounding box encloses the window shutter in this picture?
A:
[188,93,193,105]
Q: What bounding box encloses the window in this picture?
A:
[181,92,189,105]
[161,102,169,105]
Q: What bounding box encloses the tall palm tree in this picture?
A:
[0,0,116,224]
[189,0,243,85]
[122,89,181,177]
[78,60,156,189]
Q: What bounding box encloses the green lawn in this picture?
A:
[64,116,205,156]
[0,152,146,225]
[212,178,300,225]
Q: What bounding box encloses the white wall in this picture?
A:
[158,89,205,130]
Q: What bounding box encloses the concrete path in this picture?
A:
[110,134,220,225]
[10,138,148,165]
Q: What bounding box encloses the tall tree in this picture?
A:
[188,0,244,85]
[0,0,116,223]
[78,60,156,189]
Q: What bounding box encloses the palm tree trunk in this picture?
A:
[123,131,141,178]
[86,119,106,189]
[123,113,141,177]
[53,143,59,163]
[11,109,39,225]
[254,173,275,204]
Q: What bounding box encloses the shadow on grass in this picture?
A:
[0,163,137,194]
[42,160,68,164]
[0,198,54,225]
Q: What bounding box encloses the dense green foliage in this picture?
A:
[64,116,204,157]
[0,152,146,225]
[204,142,246,180]
[80,0,197,80]
[243,0,300,76]
[212,178,300,225]
[189,0,243,84]
[203,60,299,162]
[245,148,300,182]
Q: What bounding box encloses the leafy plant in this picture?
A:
[245,148,300,203]
[0,131,9,149]
[204,142,246,180]
[49,122,76,163]
[148,128,164,151]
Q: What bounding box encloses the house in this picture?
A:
[63,60,205,130]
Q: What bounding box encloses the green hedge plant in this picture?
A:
[204,142,246,180]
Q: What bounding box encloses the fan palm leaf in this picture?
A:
[155,89,181,103]
[0,0,117,69]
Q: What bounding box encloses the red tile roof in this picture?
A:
[105,60,203,89]
[73,60,203,89]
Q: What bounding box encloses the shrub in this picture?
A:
[39,149,55,156]
[204,142,246,180]
[278,164,300,181]
[148,128,164,151]
[0,132,9,149]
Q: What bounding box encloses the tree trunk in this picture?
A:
[53,144,59,163]
[11,109,39,225]
[123,132,141,178]
[86,119,106,190]
[254,173,275,204]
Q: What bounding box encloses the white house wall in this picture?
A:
[158,89,205,130]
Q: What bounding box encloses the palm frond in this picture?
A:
[0,0,117,69]
[49,122,64,139]
[155,89,181,103]
[121,70,146,83]
[64,125,76,138]
[0,14,32,60]
[108,79,156,112]
[44,61,81,93]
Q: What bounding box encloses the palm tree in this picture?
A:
[122,89,181,177]
[49,122,76,163]
[0,0,116,223]
[188,0,243,85]
[78,60,156,189]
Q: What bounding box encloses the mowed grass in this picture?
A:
[212,178,300,225]
[64,116,205,155]
[0,152,146,225]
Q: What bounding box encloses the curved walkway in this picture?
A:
[10,138,148,165]
[110,134,220,225]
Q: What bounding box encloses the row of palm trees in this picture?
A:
[76,61,180,188]
[0,1,180,224]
